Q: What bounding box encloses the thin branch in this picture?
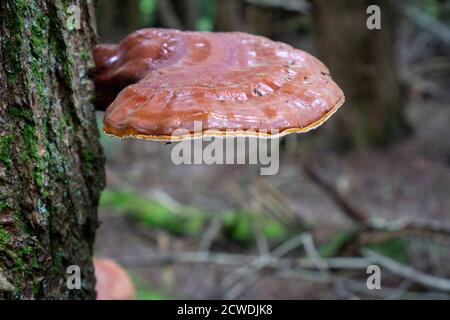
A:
[279,270,450,300]
[302,163,450,237]
[221,233,310,299]
[198,214,223,252]
[362,248,450,292]
[301,233,329,272]
[367,217,450,237]
[121,247,450,294]
[118,251,370,269]
[220,234,306,295]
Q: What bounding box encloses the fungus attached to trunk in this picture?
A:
[94,28,344,140]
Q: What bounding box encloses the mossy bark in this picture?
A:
[0,0,104,299]
[312,0,411,149]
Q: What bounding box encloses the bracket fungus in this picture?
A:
[94,28,344,141]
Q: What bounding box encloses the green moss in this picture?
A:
[30,15,48,54]
[30,257,39,270]
[56,116,70,143]
[0,226,11,249]
[0,226,29,289]
[19,246,33,256]
[0,201,10,212]
[1,0,102,299]
[8,107,46,190]
[19,123,46,193]
[80,50,90,63]
[11,243,44,290]
[21,124,37,158]
[0,135,14,169]
[9,106,32,120]
[1,0,26,85]
[7,118,47,200]
[82,148,96,173]
[12,259,26,288]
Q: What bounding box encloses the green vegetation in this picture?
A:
[133,275,172,300]
[140,0,157,27]
[137,0,216,31]
[222,210,291,244]
[100,189,206,236]
[367,237,409,263]
[100,188,293,245]
[317,230,353,258]
[196,0,216,31]
[136,287,171,300]
[100,187,412,267]
[413,0,450,20]
[126,273,174,300]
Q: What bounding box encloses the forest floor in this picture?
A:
[94,88,450,299]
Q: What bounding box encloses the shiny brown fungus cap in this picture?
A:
[94,28,344,141]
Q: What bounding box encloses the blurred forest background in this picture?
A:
[94,0,450,299]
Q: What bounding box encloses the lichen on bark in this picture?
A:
[0,0,104,299]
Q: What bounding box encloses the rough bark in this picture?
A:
[312,0,411,148]
[0,0,104,299]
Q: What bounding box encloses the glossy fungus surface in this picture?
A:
[94,28,345,140]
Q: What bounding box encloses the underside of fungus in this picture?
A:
[94,28,344,141]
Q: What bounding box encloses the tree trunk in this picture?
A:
[171,0,200,30]
[312,0,411,148]
[0,0,104,299]
[245,3,277,37]
[216,0,244,31]
[97,0,140,42]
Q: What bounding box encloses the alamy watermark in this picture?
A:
[170,121,280,176]
[66,4,81,30]
[66,265,81,290]
[65,263,382,292]
[366,5,381,30]
[366,264,381,290]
